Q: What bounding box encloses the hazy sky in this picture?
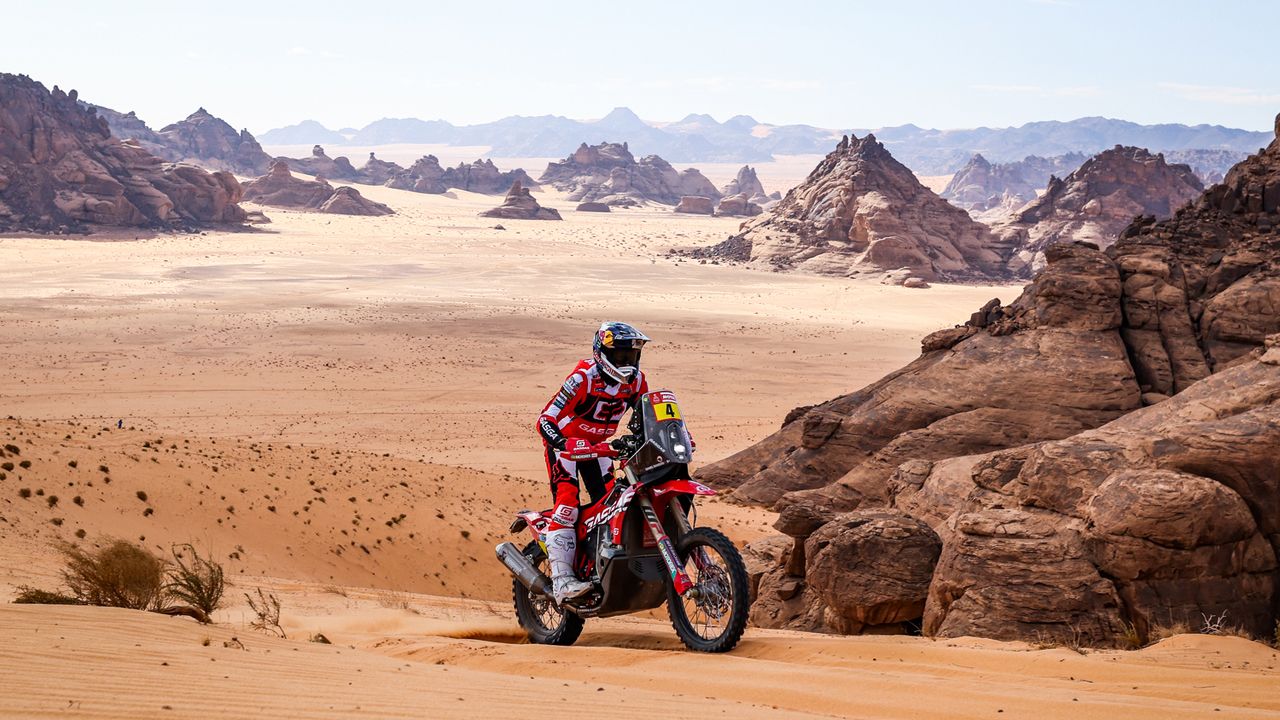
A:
[5,0,1277,134]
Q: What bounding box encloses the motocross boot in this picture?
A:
[546,527,592,603]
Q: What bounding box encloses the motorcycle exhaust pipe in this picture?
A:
[495,542,552,597]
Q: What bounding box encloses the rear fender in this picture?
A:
[511,509,549,538]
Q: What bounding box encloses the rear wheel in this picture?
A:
[666,527,750,652]
[512,541,584,646]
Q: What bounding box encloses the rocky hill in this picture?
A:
[538,142,719,206]
[697,135,1013,281]
[154,108,273,176]
[942,152,1086,213]
[0,74,246,232]
[706,114,1280,647]
[241,160,392,216]
[995,146,1203,275]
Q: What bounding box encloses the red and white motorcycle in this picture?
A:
[496,390,749,652]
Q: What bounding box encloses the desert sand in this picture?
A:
[2,178,1274,718]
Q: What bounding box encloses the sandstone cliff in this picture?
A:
[0,74,246,232]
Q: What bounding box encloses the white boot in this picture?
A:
[546,528,592,604]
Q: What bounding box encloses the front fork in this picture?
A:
[636,492,698,597]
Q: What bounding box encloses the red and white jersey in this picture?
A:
[537,359,648,446]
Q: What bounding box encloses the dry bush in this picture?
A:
[164,544,225,618]
[1118,622,1143,650]
[58,539,166,610]
[1149,621,1191,642]
[245,587,286,638]
[13,586,83,605]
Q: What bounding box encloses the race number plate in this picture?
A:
[651,397,681,422]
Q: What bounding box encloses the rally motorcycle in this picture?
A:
[495,389,750,652]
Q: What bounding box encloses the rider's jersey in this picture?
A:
[537,358,648,449]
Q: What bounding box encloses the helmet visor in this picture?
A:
[606,347,642,369]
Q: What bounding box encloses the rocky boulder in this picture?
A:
[575,202,610,212]
[716,193,762,217]
[0,73,246,232]
[698,135,1015,281]
[994,146,1203,276]
[538,141,720,206]
[674,195,714,214]
[241,160,392,216]
[479,180,561,220]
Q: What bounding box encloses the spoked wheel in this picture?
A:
[512,541,584,646]
[666,527,750,652]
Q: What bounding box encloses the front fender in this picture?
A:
[649,479,717,497]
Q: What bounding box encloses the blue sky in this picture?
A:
[4,0,1277,133]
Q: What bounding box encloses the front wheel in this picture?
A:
[512,541,584,646]
[666,527,750,652]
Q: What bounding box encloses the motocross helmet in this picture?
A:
[593,321,649,385]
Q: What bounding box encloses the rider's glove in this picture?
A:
[562,438,598,461]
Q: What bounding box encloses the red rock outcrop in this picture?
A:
[155,108,274,176]
[539,142,720,206]
[241,160,392,216]
[383,156,535,195]
[720,116,1280,646]
[385,154,447,193]
[0,74,246,232]
[702,135,1014,280]
[478,180,561,220]
[994,146,1203,275]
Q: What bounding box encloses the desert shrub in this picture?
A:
[136,490,147,502]
[164,544,225,617]
[19,460,30,469]
[18,488,31,499]
[13,586,83,605]
[58,539,167,610]
[1,462,13,471]
[245,587,286,638]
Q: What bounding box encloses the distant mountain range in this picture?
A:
[260,108,1272,174]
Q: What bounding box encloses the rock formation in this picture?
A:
[385,155,446,193]
[241,161,392,216]
[941,152,1085,214]
[478,180,561,220]
[280,145,361,181]
[538,142,720,206]
[698,135,1012,280]
[86,104,168,157]
[575,202,610,212]
[716,193,763,217]
[709,116,1280,646]
[0,74,246,232]
[720,165,770,205]
[674,196,714,215]
[995,146,1203,275]
[359,152,403,185]
[154,108,274,176]
[383,156,535,195]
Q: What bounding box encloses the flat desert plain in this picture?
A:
[2,175,1277,719]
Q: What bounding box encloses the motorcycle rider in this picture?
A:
[536,321,650,603]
